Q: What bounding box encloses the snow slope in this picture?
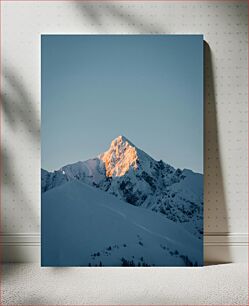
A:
[42,180,203,266]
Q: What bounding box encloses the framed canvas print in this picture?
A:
[41,35,203,267]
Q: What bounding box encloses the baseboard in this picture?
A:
[1,233,248,263]
[1,233,40,263]
[204,232,248,264]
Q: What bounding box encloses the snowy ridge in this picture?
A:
[62,158,106,186]
[42,136,203,239]
[41,168,69,193]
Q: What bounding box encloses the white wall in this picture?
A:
[1,0,248,263]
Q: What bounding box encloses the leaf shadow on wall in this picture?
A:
[204,42,231,264]
[74,2,165,33]
[1,66,39,266]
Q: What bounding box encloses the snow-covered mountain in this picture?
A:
[42,136,203,239]
[41,168,69,193]
[42,180,202,266]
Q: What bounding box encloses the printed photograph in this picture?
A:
[41,35,204,267]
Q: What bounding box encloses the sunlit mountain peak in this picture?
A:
[99,135,139,177]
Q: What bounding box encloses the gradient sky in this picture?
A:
[41,35,203,173]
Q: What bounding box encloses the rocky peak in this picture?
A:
[99,136,139,177]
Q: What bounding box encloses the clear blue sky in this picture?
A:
[41,35,203,173]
